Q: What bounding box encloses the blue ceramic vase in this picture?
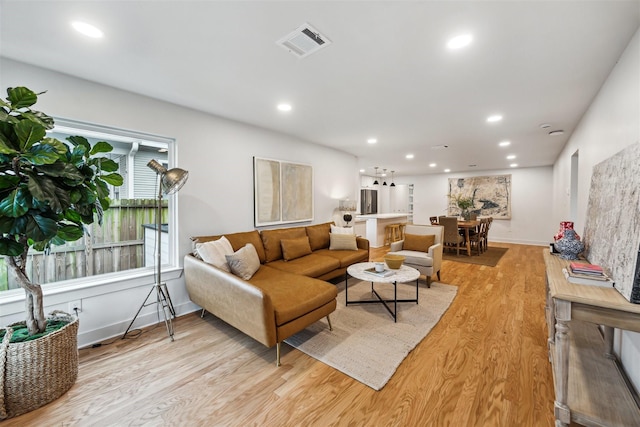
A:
[555,229,585,260]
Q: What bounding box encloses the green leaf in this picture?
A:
[56,224,84,241]
[14,120,46,150]
[100,172,123,186]
[27,173,69,213]
[0,216,14,233]
[69,144,87,164]
[94,178,110,200]
[64,209,83,224]
[0,137,17,155]
[67,135,90,153]
[19,111,55,130]
[90,141,114,155]
[22,144,59,165]
[25,214,58,242]
[7,87,38,109]
[0,237,24,256]
[94,158,118,172]
[41,137,69,155]
[0,188,29,217]
[37,162,85,184]
[0,175,19,189]
[69,189,81,204]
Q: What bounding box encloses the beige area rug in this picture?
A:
[442,246,508,267]
[284,278,457,390]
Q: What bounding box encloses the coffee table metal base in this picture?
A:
[345,263,420,322]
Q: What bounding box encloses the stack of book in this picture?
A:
[562,262,614,288]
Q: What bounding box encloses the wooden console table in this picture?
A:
[544,250,640,426]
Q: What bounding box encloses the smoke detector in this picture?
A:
[277,23,331,58]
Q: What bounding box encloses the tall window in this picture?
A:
[0,119,175,292]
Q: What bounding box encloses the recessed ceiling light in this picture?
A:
[405,154,414,159]
[367,138,377,144]
[506,154,516,160]
[510,163,518,168]
[71,21,104,38]
[468,164,477,167]
[359,169,365,173]
[444,168,451,173]
[540,123,551,129]
[487,115,503,123]
[549,130,565,136]
[499,141,511,147]
[429,163,437,167]
[431,144,449,150]
[277,103,292,112]
[447,33,473,50]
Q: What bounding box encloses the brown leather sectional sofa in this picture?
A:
[184,222,369,366]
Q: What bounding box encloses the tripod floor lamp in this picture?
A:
[123,159,189,341]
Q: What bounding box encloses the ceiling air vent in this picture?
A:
[277,23,331,58]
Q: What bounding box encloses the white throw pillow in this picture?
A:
[225,243,261,280]
[195,236,234,272]
[331,224,355,235]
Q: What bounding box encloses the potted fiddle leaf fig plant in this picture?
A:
[0,86,123,419]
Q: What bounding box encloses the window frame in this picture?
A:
[0,117,183,306]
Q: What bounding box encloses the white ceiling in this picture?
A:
[1,1,639,177]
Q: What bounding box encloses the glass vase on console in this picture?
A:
[554,221,580,241]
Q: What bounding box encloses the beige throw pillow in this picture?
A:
[281,237,312,261]
[329,233,358,250]
[225,243,261,280]
[403,234,435,252]
[195,236,234,272]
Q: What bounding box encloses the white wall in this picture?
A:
[398,166,554,246]
[552,29,640,391]
[0,59,360,346]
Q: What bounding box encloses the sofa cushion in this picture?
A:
[221,231,266,264]
[390,250,434,267]
[305,222,331,251]
[281,236,312,261]
[261,227,307,263]
[314,248,369,268]
[329,233,358,250]
[225,243,261,280]
[403,233,435,252]
[195,236,234,272]
[249,267,338,326]
[266,253,340,278]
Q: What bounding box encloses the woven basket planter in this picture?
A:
[0,317,79,420]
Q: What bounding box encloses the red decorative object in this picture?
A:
[554,221,580,241]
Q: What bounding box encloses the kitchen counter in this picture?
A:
[356,214,409,247]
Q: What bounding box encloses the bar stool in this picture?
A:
[399,223,406,240]
[384,224,402,245]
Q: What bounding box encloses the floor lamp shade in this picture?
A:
[147,159,189,195]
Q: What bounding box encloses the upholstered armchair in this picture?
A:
[387,224,444,287]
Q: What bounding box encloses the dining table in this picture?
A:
[457,220,480,256]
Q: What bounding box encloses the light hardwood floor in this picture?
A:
[5,243,556,426]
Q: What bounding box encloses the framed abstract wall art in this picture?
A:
[254,157,313,227]
[447,174,512,219]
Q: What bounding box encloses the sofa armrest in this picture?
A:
[184,254,277,347]
[356,236,369,252]
[390,240,404,252]
[428,243,443,274]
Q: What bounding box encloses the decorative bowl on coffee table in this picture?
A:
[384,254,405,269]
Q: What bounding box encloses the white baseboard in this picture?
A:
[77,301,200,348]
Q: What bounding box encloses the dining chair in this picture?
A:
[439,216,464,256]
[483,217,493,252]
[469,218,489,255]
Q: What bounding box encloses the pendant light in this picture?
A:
[390,170,396,187]
[373,166,379,185]
[382,168,388,186]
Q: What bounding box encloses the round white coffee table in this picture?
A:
[346,262,420,322]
